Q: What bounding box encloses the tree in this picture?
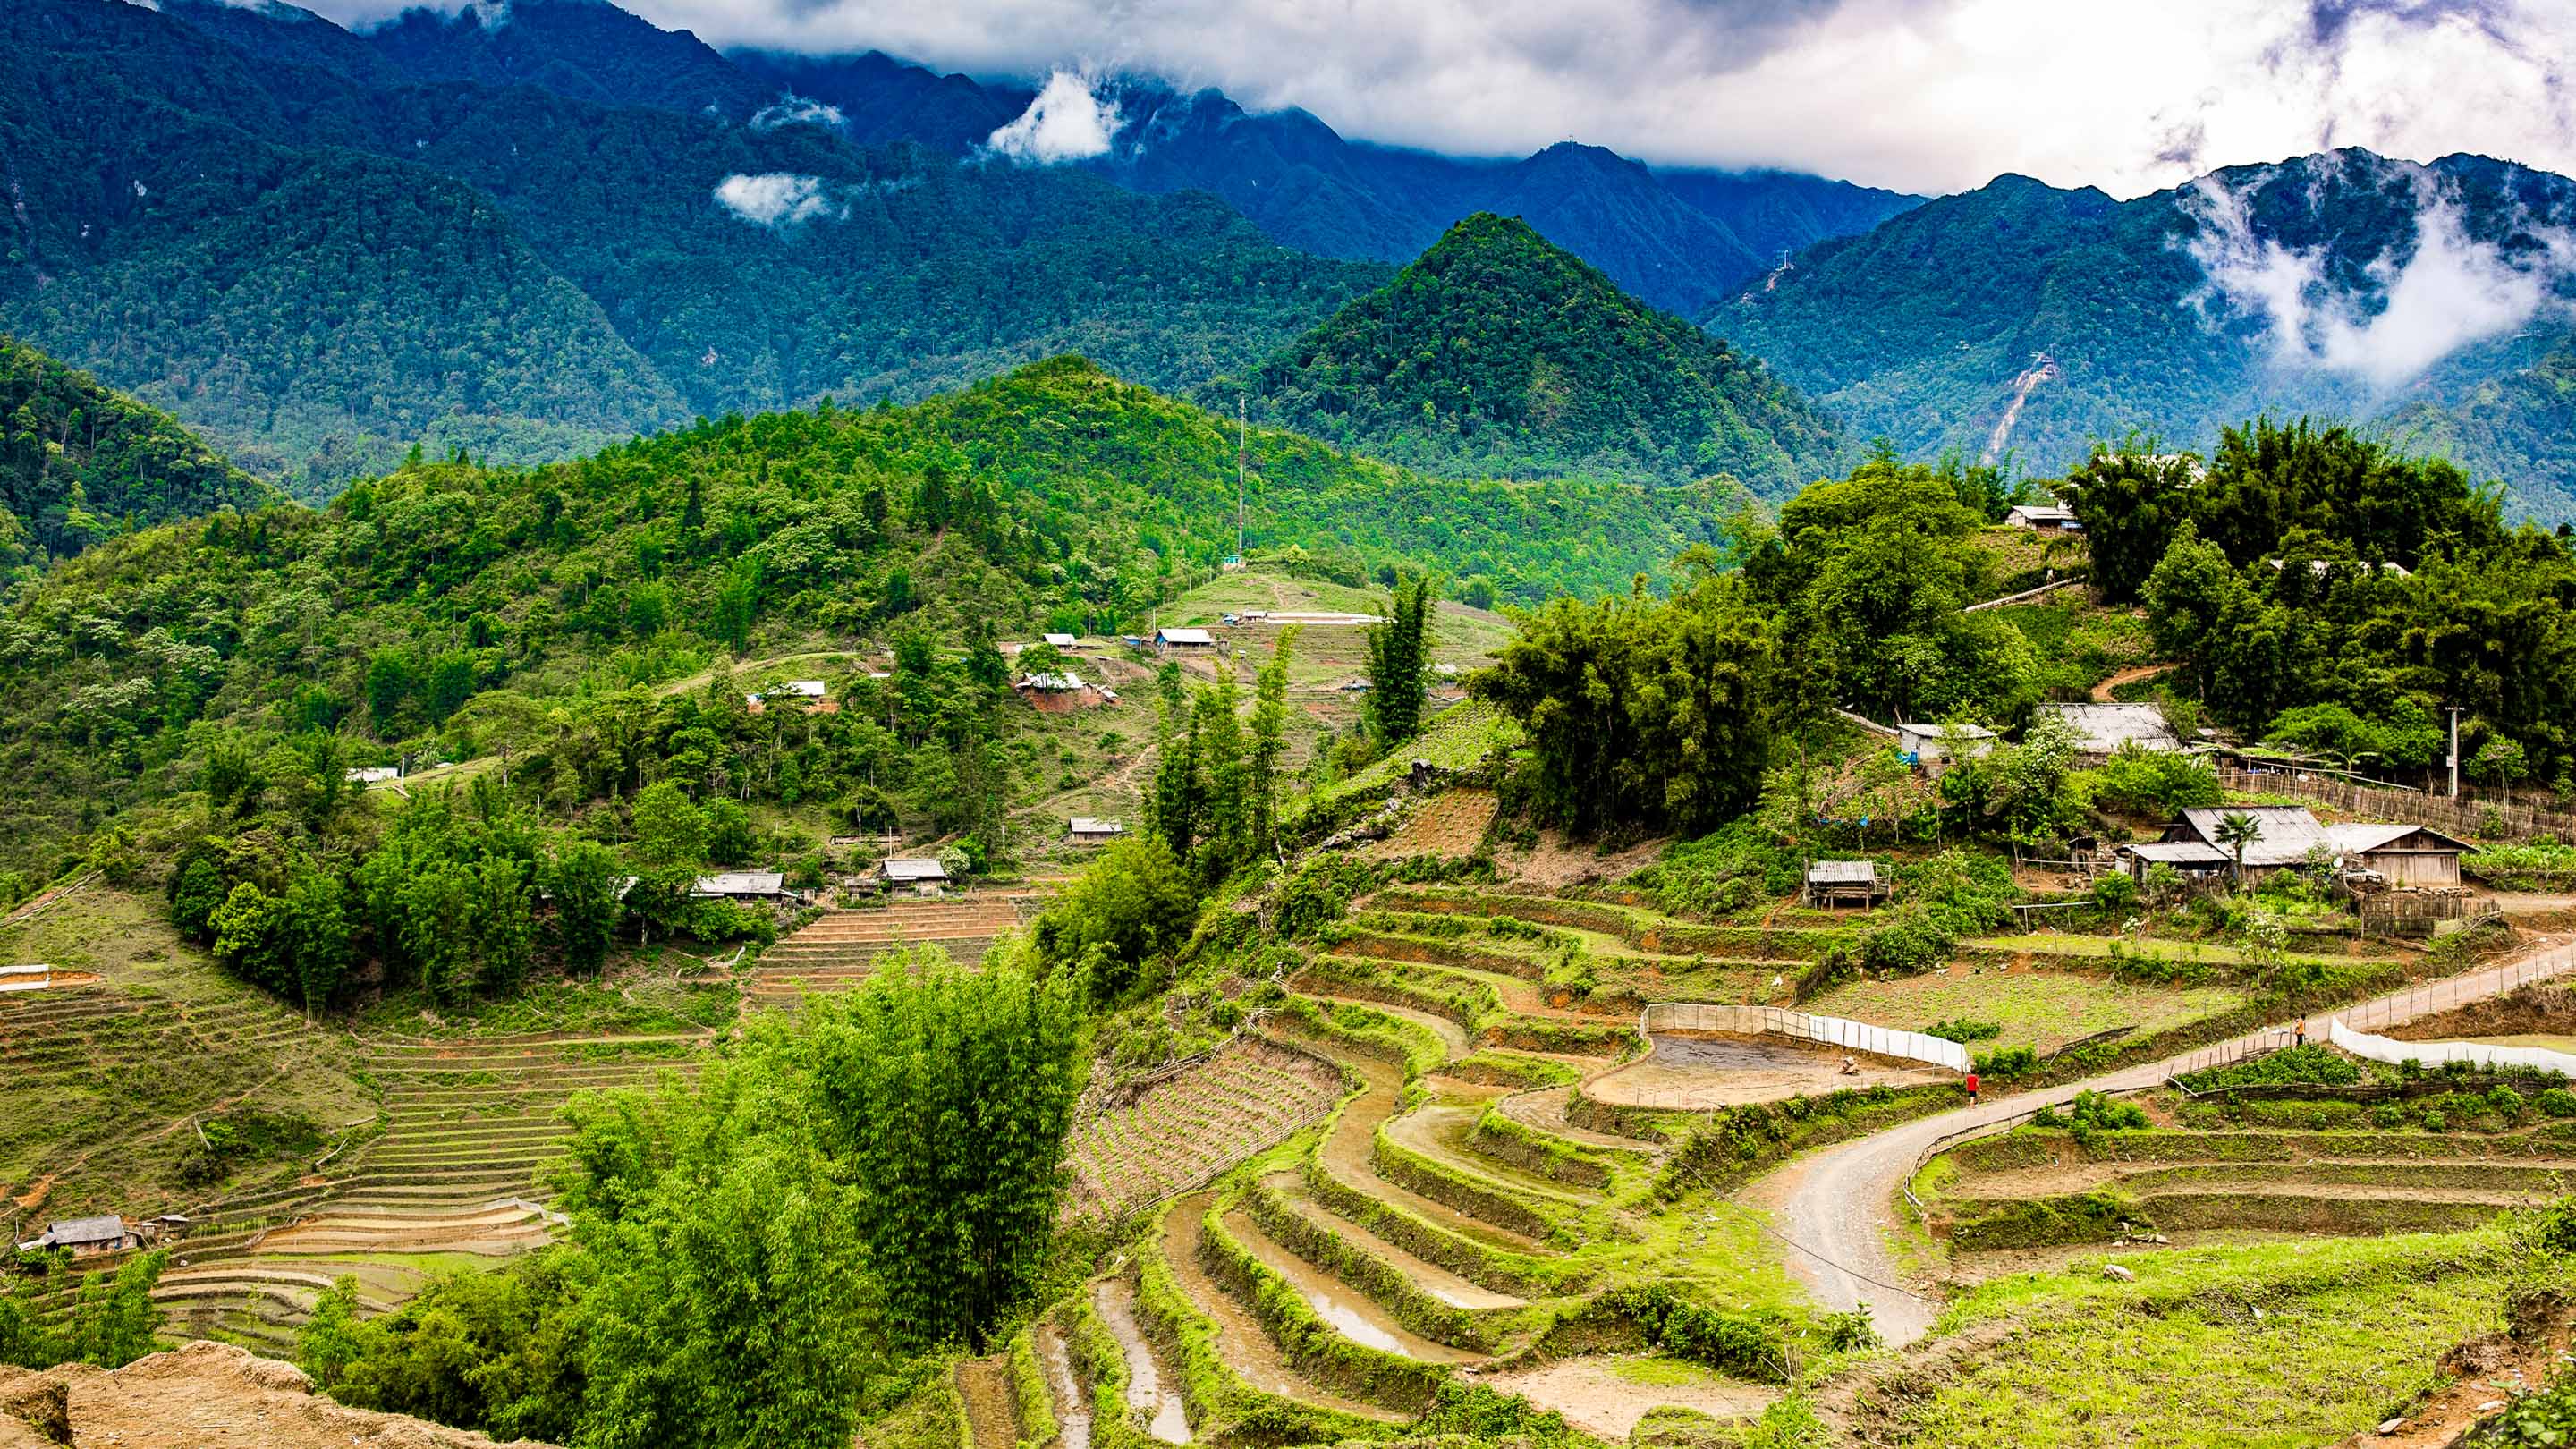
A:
[1365,575,1436,745]
[2474,735,2529,807]
[630,782,708,871]
[208,881,288,996]
[549,840,625,975]
[2213,810,2264,890]
[1030,836,1200,1001]
[802,962,1082,1351]
[1248,628,1298,862]
[281,861,352,1019]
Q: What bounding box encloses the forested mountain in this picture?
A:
[4,0,1384,497]
[0,356,1741,877]
[1720,149,2576,520]
[0,336,275,578]
[1231,215,1849,493]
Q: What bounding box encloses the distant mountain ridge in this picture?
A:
[1231,215,1850,495]
[1720,148,2576,519]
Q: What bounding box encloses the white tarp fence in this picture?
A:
[1641,1002,1970,1072]
[2329,1017,2576,1078]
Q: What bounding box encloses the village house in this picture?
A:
[1156,627,1216,651]
[344,766,402,784]
[1897,721,1996,779]
[2325,822,2472,887]
[880,858,950,894]
[2035,702,2182,764]
[746,681,834,716]
[2004,503,2081,531]
[1068,817,1127,843]
[2115,806,2464,888]
[691,871,785,900]
[14,1214,160,1258]
[1042,632,1080,650]
[1805,860,1888,909]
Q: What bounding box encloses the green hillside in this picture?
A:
[0,356,1738,878]
[1232,214,1849,495]
[1,335,276,579]
[4,0,1385,498]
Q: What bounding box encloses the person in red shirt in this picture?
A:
[1964,1070,1980,1106]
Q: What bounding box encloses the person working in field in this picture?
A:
[1963,1070,1979,1106]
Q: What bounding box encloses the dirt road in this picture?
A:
[1753,937,2576,1345]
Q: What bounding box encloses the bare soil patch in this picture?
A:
[0,1339,553,1447]
[1476,1355,1774,1441]
[1587,1031,1950,1111]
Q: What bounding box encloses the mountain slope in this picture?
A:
[1233,215,1848,495]
[9,0,1384,496]
[0,335,276,572]
[0,356,1744,871]
[1075,86,1919,315]
[363,0,771,118]
[1721,148,2576,517]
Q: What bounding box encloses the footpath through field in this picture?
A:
[1754,935,2576,1346]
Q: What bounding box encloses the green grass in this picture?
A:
[1806,968,2246,1053]
[1883,1224,2557,1448]
[352,972,739,1038]
[1969,933,2394,970]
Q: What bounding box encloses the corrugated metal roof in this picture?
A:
[2174,806,2332,867]
[2122,840,2230,865]
[39,1215,128,1246]
[2007,504,2078,523]
[2327,822,2471,854]
[1807,860,1879,885]
[1157,628,1215,646]
[693,872,784,896]
[1042,633,1079,648]
[883,859,949,881]
[1016,672,1085,691]
[1069,818,1125,835]
[2038,702,2181,754]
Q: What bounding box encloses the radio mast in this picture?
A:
[1235,395,1247,561]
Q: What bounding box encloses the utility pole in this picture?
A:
[2448,706,2462,800]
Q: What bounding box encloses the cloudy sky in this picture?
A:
[314,0,2575,196]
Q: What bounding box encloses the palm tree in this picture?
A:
[2213,811,2263,891]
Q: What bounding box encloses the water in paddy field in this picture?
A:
[1092,1279,1191,1444]
[1038,1325,1093,1449]
[1647,1034,1826,1070]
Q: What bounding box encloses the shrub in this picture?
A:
[1973,1046,2040,1080]
[2178,1044,2362,1091]
[1855,904,1953,973]
[2372,1103,2409,1129]
[2538,1089,2576,1118]
[2491,1086,2528,1119]
[1924,1018,2003,1045]
[2422,1110,2449,1132]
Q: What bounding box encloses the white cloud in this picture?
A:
[712,172,843,225]
[983,71,1122,165]
[277,0,2576,197]
[750,95,846,132]
[2182,157,2576,389]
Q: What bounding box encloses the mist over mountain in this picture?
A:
[1721,148,2576,517]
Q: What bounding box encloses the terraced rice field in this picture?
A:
[749,893,1050,1006]
[1065,1039,1348,1221]
[151,1030,709,1353]
[0,981,368,1220]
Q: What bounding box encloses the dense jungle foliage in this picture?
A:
[1225,214,1851,494]
[2064,420,2576,784]
[1,337,275,580]
[0,356,1716,888]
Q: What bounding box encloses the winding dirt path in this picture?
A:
[1751,936,2576,1345]
[2090,663,2172,701]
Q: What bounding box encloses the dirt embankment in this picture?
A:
[2381,985,2576,1042]
[0,1340,555,1448]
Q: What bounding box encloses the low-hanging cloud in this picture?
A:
[712,172,843,225]
[983,71,1122,165]
[2182,160,2575,389]
[750,94,845,132]
[273,0,2576,195]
